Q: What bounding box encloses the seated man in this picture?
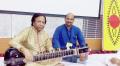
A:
[52,13,88,64]
[9,13,64,66]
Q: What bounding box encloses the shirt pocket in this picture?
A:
[72,36,77,43]
[73,36,77,40]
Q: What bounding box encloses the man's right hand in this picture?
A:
[79,53,87,61]
[20,47,33,62]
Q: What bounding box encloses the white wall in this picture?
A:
[0,14,12,38]
[0,0,100,17]
[0,13,83,38]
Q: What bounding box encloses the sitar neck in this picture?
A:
[33,47,88,62]
[33,49,74,61]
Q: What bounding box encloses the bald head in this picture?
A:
[65,13,75,28]
[65,13,75,19]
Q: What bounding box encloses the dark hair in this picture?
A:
[64,15,67,18]
[31,13,47,26]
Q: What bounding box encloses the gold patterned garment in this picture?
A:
[9,26,61,66]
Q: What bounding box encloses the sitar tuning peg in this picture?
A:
[76,45,80,48]
[69,46,72,49]
[55,48,60,51]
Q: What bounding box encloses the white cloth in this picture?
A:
[2,53,119,66]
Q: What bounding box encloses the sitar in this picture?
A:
[4,47,88,66]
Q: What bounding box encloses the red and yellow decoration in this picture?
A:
[103,0,120,50]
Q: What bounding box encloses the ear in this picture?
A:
[32,22,35,26]
[73,19,75,22]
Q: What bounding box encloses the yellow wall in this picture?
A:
[0,38,10,53]
[86,39,102,50]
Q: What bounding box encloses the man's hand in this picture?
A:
[110,57,120,64]
[20,47,33,62]
[79,53,88,61]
